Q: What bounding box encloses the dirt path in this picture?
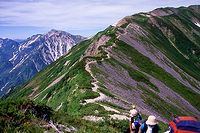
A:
[83,116,103,122]
[84,61,108,103]
[84,40,113,104]
[83,38,133,121]
[110,114,128,120]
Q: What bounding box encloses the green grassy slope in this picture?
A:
[3,5,200,132]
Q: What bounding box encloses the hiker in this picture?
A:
[129,106,142,133]
[139,115,160,133]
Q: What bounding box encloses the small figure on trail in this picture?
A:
[129,105,142,133]
[139,115,160,133]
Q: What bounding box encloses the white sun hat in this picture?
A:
[132,104,136,109]
[146,115,158,125]
[130,109,138,117]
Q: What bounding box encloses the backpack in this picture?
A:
[140,121,159,133]
[130,114,142,132]
[131,113,142,122]
[169,116,200,133]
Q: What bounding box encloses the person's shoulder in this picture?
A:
[140,123,144,130]
[154,124,160,131]
[140,122,147,131]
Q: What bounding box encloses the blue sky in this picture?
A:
[0,0,199,39]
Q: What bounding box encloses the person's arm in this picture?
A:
[138,123,144,133]
[139,113,142,120]
[130,121,132,132]
[130,117,132,132]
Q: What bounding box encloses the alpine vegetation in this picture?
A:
[2,5,200,133]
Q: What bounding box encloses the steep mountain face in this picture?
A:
[0,38,20,60]
[0,39,20,93]
[7,5,200,132]
[0,30,85,96]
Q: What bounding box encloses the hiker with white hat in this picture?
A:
[129,105,142,133]
[139,115,160,133]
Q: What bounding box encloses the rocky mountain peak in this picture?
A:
[46,29,70,37]
[0,30,85,97]
[149,7,176,16]
[189,5,200,12]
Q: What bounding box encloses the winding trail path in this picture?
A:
[83,44,129,121]
[84,60,108,103]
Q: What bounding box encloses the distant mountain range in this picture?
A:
[0,29,85,96]
[3,5,200,132]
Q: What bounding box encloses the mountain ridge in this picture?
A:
[4,5,200,132]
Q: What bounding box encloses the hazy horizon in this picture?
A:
[0,0,199,39]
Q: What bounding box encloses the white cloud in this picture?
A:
[0,0,199,36]
[0,1,132,28]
